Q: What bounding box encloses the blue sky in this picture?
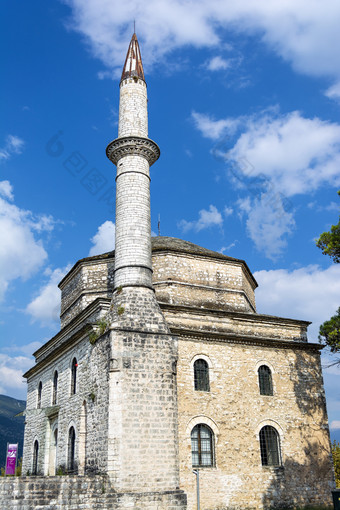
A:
[1,1,340,441]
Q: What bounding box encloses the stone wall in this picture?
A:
[58,239,259,329]
[0,476,187,510]
[106,287,181,492]
[59,258,114,328]
[23,331,111,477]
[176,336,335,510]
[152,251,256,313]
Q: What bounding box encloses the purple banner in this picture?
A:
[5,443,18,475]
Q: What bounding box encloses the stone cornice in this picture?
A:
[159,302,311,327]
[154,280,256,313]
[170,326,322,352]
[106,136,160,166]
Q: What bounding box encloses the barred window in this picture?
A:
[33,440,39,475]
[52,370,58,405]
[68,426,76,472]
[37,381,42,409]
[258,365,273,396]
[194,359,210,392]
[259,426,281,466]
[191,424,214,467]
[71,358,77,395]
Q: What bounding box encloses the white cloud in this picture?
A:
[25,266,71,326]
[205,56,230,71]
[64,1,340,96]
[194,109,340,197]
[0,134,24,161]
[237,192,295,260]
[0,181,54,300]
[330,420,340,430]
[325,81,340,102]
[220,241,237,253]
[307,200,339,213]
[18,342,43,356]
[254,264,340,341]
[224,206,233,217]
[192,109,340,258]
[227,111,340,197]
[191,111,240,140]
[0,180,14,201]
[178,205,223,233]
[89,220,115,256]
[0,353,32,398]
[1,341,43,357]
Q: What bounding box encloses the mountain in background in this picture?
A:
[0,394,25,469]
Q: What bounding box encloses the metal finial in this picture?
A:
[134,20,136,34]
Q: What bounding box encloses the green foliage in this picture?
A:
[316,191,340,264]
[117,306,125,315]
[15,457,22,476]
[332,440,340,488]
[98,318,108,335]
[56,465,66,475]
[0,467,4,477]
[89,332,98,345]
[89,317,109,344]
[89,391,96,402]
[116,285,123,294]
[319,307,340,352]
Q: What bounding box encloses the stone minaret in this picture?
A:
[105,34,186,507]
[107,33,159,291]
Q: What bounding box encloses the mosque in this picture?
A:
[13,33,335,509]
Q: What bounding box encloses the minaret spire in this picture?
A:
[120,32,145,83]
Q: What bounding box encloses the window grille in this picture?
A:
[259,425,281,466]
[191,424,214,467]
[33,440,39,475]
[71,358,77,395]
[68,427,76,472]
[194,359,210,391]
[258,365,273,396]
[37,381,42,409]
[53,371,58,405]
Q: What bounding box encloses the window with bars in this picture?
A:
[258,365,273,396]
[191,424,214,467]
[52,370,58,405]
[33,440,39,475]
[37,381,42,409]
[194,359,210,392]
[71,358,77,395]
[68,426,76,472]
[259,425,282,466]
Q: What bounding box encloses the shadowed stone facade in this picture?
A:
[1,33,335,509]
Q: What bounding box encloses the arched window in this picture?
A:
[191,424,214,467]
[68,426,76,472]
[258,365,273,396]
[259,426,282,466]
[194,359,210,392]
[71,358,77,395]
[52,370,58,405]
[33,440,39,475]
[37,381,42,409]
